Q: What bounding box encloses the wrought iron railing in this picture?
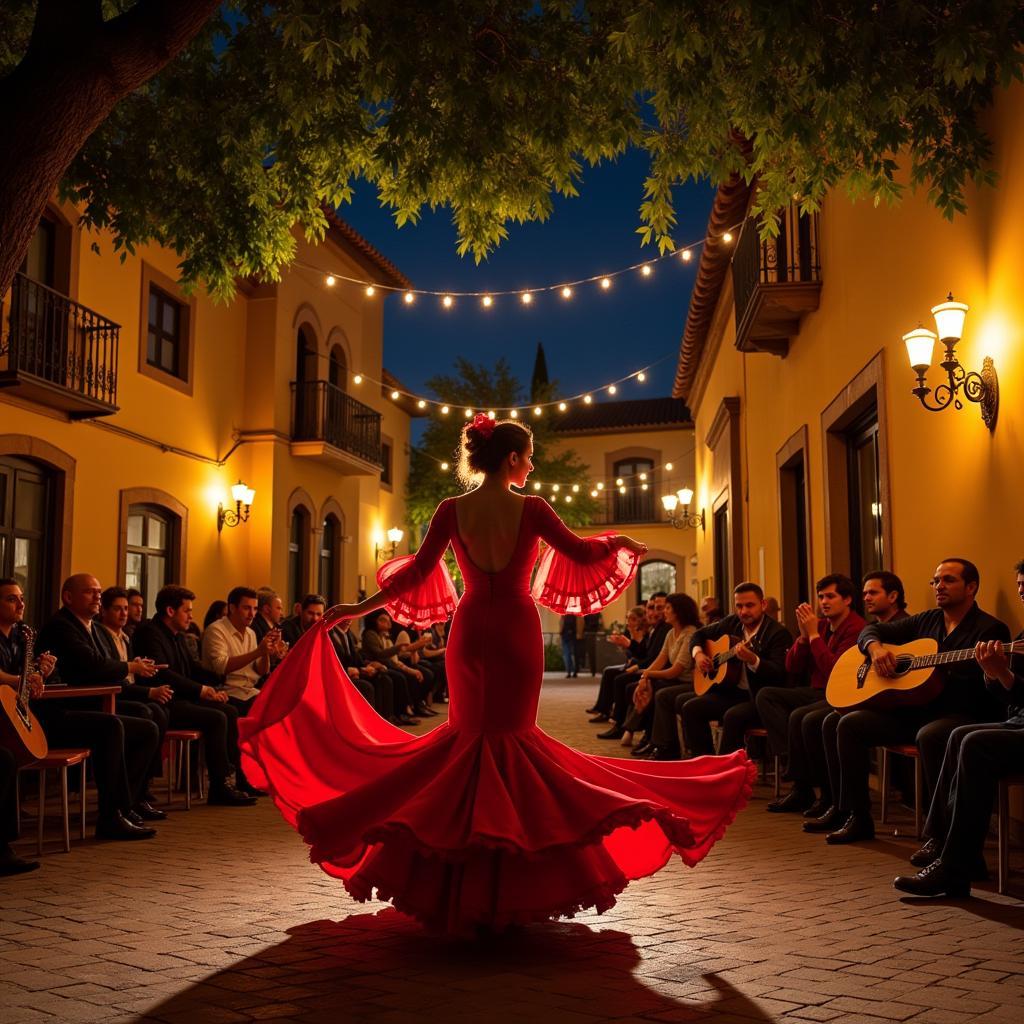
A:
[291,379,383,466]
[1,272,119,408]
[733,204,821,327]
[588,490,659,525]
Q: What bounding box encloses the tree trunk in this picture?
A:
[0,0,219,301]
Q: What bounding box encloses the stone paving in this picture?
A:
[1,675,1022,1024]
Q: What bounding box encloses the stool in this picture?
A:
[164,730,204,809]
[998,775,1024,896]
[744,728,781,799]
[18,749,90,854]
[880,744,923,837]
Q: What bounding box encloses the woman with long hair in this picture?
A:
[240,415,754,933]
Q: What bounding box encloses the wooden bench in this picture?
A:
[998,774,1024,896]
[880,744,923,838]
[18,749,90,854]
[164,729,204,809]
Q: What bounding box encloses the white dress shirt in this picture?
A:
[201,617,261,701]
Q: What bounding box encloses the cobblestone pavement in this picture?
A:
[2,675,1022,1024]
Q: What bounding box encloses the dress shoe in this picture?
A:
[825,813,875,844]
[96,811,157,840]
[588,713,610,724]
[597,725,625,740]
[802,806,846,833]
[207,785,257,807]
[412,703,438,717]
[631,740,654,757]
[766,786,815,813]
[910,837,941,867]
[803,796,832,819]
[584,706,600,714]
[651,747,681,762]
[133,800,168,821]
[238,783,268,798]
[396,714,421,726]
[893,859,971,898]
[0,844,40,876]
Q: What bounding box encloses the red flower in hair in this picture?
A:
[471,413,496,439]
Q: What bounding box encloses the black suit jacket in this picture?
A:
[132,617,221,702]
[330,627,365,671]
[691,613,794,695]
[636,621,671,670]
[37,607,130,688]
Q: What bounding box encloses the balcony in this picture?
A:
[732,204,822,356]
[587,489,661,526]
[0,272,120,418]
[290,379,383,473]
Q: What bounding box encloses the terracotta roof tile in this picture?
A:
[551,397,692,434]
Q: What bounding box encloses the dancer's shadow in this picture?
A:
[141,910,774,1022]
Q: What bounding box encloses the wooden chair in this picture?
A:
[744,727,781,799]
[880,744,923,837]
[18,749,90,854]
[164,729,204,809]
[997,774,1024,896]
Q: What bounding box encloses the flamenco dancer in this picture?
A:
[239,415,755,933]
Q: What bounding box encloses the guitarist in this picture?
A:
[819,557,1009,845]
[757,574,865,816]
[681,582,793,756]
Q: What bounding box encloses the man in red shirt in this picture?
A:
[757,574,865,815]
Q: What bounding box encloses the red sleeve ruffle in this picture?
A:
[377,554,459,629]
[531,532,641,615]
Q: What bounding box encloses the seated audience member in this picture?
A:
[330,618,396,721]
[281,594,326,647]
[596,594,670,737]
[393,624,438,715]
[700,597,724,625]
[587,603,648,721]
[560,614,578,678]
[125,587,145,637]
[361,610,425,724]
[134,586,256,804]
[681,582,793,757]
[201,587,278,719]
[253,588,285,641]
[757,574,864,815]
[813,558,1009,845]
[23,577,160,839]
[0,744,38,874]
[95,586,173,816]
[203,600,228,631]
[629,593,701,760]
[894,560,1024,897]
[423,621,449,701]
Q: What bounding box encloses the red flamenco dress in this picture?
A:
[239,495,754,933]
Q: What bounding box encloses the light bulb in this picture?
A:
[390,390,400,400]
[442,295,453,308]
[533,482,542,491]
[590,490,598,498]
[615,477,624,486]
[681,249,692,262]
[521,292,532,305]
[440,405,450,414]
[417,399,427,409]
[677,487,694,506]
[722,231,733,243]
[487,410,496,420]
[552,484,560,492]
[353,374,363,385]
[464,409,473,418]
[565,495,572,503]
[583,394,592,404]
[403,291,415,304]
[636,371,646,382]
[550,495,558,503]
[325,274,336,287]
[572,484,579,492]
[365,285,376,297]
[608,384,617,395]
[662,494,679,512]
[387,527,404,544]
[510,409,519,419]
[931,295,968,342]
[641,264,652,277]
[639,472,647,481]
[600,277,611,289]
[619,486,626,494]
[558,401,567,411]
[230,480,249,504]
[533,406,542,416]
[482,295,493,308]
[665,461,673,471]
[440,461,449,471]
[561,286,572,299]
[641,483,649,491]
[596,482,604,490]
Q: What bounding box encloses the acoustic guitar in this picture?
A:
[0,624,49,765]
[693,634,745,696]
[826,637,1024,711]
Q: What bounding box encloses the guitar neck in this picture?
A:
[911,639,1024,670]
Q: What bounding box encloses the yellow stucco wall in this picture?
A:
[687,81,1024,635]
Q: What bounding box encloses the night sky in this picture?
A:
[337,148,715,417]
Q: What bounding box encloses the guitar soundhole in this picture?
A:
[894,656,914,677]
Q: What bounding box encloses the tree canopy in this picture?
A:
[2,1,1022,300]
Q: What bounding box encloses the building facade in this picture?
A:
[673,82,1024,639]
[1,202,412,624]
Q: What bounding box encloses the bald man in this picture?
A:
[36,574,161,839]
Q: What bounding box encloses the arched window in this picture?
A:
[638,560,677,601]
[288,505,311,607]
[318,514,341,604]
[328,344,347,391]
[125,504,181,616]
[612,457,655,523]
[294,325,320,438]
[0,456,55,628]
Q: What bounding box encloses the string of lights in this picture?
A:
[295,222,740,307]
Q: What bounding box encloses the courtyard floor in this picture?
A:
[1,674,1022,1024]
